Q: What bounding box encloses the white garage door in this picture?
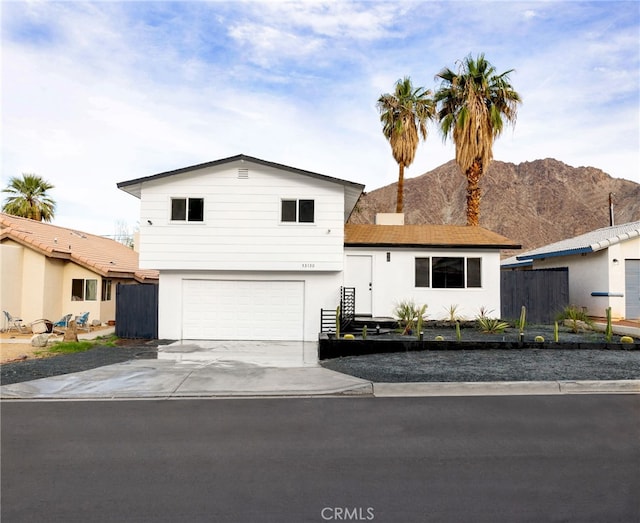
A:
[182,280,304,340]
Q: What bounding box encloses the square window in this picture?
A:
[281,199,315,223]
[171,198,204,222]
[415,258,430,287]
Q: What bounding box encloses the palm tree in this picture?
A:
[377,77,435,213]
[2,173,56,221]
[435,53,521,226]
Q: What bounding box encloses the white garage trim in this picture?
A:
[181,279,304,340]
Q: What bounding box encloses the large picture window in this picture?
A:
[281,199,315,223]
[432,257,464,288]
[72,278,98,301]
[414,257,482,288]
[171,197,204,222]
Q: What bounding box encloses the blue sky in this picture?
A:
[2,1,639,236]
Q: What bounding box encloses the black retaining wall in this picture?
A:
[318,337,639,360]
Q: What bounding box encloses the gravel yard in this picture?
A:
[0,340,158,386]
[321,349,640,382]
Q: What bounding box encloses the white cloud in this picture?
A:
[1,1,638,237]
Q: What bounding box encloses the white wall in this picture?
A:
[344,247,503,321]
[137,161,346,272]
[158,270,343,341]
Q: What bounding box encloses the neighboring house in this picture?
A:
[117,154,519,341]
[0,213,158,330]
[502,221,640,320]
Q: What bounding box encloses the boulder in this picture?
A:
[31,333,50,347]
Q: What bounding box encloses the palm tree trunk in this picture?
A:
[396,163,405,213]
[465,159,483,226]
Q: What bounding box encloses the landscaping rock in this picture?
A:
[31,333,49,347]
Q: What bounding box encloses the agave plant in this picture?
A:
[476,317,510,334]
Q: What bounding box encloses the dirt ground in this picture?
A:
[0,327,113,364]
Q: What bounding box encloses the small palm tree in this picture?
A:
[2,173,56,221]
[377,77,435,213]
[435,54,521,226]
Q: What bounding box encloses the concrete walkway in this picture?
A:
[1,338,639,400]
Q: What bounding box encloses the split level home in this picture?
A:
[502,221,640,320]
[117,154,520,342]
[0,213,158,330]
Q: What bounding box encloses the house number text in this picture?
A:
[302,263,316,269]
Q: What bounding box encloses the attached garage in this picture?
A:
[181,279,304,340]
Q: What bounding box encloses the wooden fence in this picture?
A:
[501,268,569,324]
[115,283,159,339]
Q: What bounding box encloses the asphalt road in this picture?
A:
[2,396,639,523]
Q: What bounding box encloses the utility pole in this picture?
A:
[609,192,615,227]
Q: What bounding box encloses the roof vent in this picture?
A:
[237,168,249,179]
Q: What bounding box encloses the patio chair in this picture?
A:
[3,311,26,333]
[52,314,72,333]
[75,312,90,332]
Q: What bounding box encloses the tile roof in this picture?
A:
[516,221,640,261]
[0,213,158,282]
[345,224,520,249]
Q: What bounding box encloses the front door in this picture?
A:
[345,255,372,315]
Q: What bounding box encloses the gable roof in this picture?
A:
[515,220,640,261]
[0,213,158,282]
[117,154,366,221]
[345,224,521,249]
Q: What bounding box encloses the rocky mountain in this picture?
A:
[348,158,640,258]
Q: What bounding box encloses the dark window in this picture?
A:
[171,198,204,222]
[72,279,84,301]
[298,200,315,223]
[432,257,464,288]
[187,198,204,221]
[415,258,430,287]
[281,199,314,223]
[102,279,112,301]
[467,258,482,287]
[281,200,297,222]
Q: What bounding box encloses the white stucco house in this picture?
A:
[118,154,519,341]
[502,221,640,320]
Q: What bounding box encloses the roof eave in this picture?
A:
[519,246,593,261]
[345,242,522,250]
